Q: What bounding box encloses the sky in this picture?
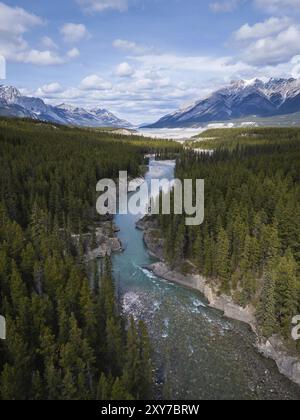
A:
[1,0,300,124]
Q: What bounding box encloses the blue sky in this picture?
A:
[1,0,300,124]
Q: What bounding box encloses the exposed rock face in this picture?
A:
[86,237,123,260]
[0,85,132,128]
[147,261,256,328]
[136,217,164,260]
[146,77,300,128]
[73,222,123,261]
[147,261,300,387]
[258,337,300,387]
[137,214,300,388]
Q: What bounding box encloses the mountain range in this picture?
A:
[146,78,300,128]
[0,85,132,128]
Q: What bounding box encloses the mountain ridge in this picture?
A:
[146,78,300,128]
[0,85,132,128]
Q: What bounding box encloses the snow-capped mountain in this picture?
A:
[146,78,300,128]
[0,85,132,128]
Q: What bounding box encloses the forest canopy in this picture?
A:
[159,128,300,345]
[0,117,180,400]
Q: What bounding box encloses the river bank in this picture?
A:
[72,220,123,261]
[137,217,300,388]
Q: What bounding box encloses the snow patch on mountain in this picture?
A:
[146,78,300,128]
[0,85,132,128]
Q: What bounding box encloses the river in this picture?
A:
[112,159,300,400]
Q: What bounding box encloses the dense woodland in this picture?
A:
[188,127,300,150]
[0,118,180,400]
[159,128,300,345]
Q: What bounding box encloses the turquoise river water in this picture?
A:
[112,159,300,400]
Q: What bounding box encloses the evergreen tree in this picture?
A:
[122,318,141,398]
[275,250,299,336]
[257,269,277,338]
[111,378,133,400]
[215,229,230,292]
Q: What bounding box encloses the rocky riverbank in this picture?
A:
[72,221,123,261]
[137,217,300,387]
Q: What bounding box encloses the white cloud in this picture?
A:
[41,36,58,50]
[20,50,66,66]
[115,62,135,77]
[61,23,89,43]
[240,24,300,65]
[113,39,151,55]
[0,2,43,62]
[0,2,43,34]
[67,48,80,58]
[132,53,254,77]
[210,0,240,12]
[36,83,63,95]
[80,74,112,90]
[254,0,300,13]
[0,3,73,66]
[76,0,128,13]
[234,17,291,41]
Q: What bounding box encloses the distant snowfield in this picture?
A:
[138,122,257,141]
[138,127,206,140]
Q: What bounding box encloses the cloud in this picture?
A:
[254,0,300,13]
[0,2,42,61]
[210,0,241,12]
[41,36,58,50]
[60,23,89,43]
[234,17,291,41]
[36,82,63,95]
[80,74,112,90]
[0,2,43,34]
[113,39,151,55]
[115,62,135,77]
[132,53,254,77]
[67,48,80,58]
[0,2,72,66]
[76,0,128,13]
[23,50,66,65]
[238,24,300,65]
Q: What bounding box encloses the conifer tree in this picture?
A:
[257,269,277,338]
[111,378,133,400]
[215,228,230,292]
[122,318,141,398]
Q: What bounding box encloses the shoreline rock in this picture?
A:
[138,217,300,387]
[147,261,300,387]
[75,221,123,261]
[147,261,257,329]
[136,216,165,260]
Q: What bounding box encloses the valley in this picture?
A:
[1,117,300,400]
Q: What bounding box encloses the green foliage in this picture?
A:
[256,268,277,338]
[159,128,300,344]
[0,117,158,400]
[188,127,300,150]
